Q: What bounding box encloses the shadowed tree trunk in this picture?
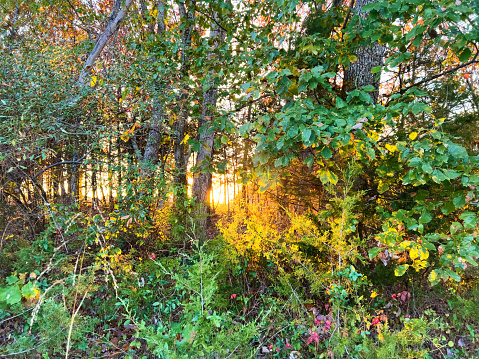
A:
[192,10,226,230]
[173,2,196,190]
[141,1,167,175]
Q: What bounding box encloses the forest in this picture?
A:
[1,0,479,357]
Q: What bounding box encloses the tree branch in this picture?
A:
[400,51,479,93]
[32,150,91,180]
[77,0,134,86]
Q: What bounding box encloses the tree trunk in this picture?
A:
[77,0,134,86]
[142,1,167,173]
[343,0,385,104]
[191,12,225,230]
[173,2,195,190]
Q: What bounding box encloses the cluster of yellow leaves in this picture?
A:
[96,245,131,273]
[218,204,283,264]
[218,203,338,274]
[152,206,171,242]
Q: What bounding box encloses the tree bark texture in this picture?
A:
[173,2,196,188]
[138,1,167,172]
[192,12,226,227]
[343,0,385,104]
[77,0,134,86]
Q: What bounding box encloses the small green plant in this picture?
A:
[129,240,259,358]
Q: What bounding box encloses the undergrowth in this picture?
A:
[0,182,478,358]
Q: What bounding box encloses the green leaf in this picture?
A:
[6,276,18,285]
[441,201,455,215]
[453,194,466,208]
[408,157,422,167]
[318,169,338,185]
[444,169,461,180]
[319,146,332,159]
[468,174,479,185]
[0,286,22,305]
[378,181,389,194]
[361,2,376,12]
[419,211,432,224]
[459,48,472,62]
[411,102,426,115]
[445,269,461,282]
[431,169,447,183]
[21,282,39,299]
[304,155,314,167]
[460,212,476,229]
[336,97,346,109]
[448,143,468,159]
[422,163,433,174]
[239,123,252,136]
[302,128,313,146]
[421,240,436,251]
[369,247,383,259]
[394,264,409,277]
[450,221,463,234]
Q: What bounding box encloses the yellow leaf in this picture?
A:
[180,134,190,145]
[385,144,397,153]
[409,247,419,260]
[419,248,429,260]
[409,132,418,140]
[90,76,97,87]
[246,87,254,93]
[369,131,380,142]
[370,291,377,298]
[120,133,129,142]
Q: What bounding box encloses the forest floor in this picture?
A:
[1,203,479,359]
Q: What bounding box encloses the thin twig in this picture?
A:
[400,51,479,94]
[29,279,65,333]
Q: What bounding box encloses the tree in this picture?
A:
[342,0,385,104]
[192,4,226,227]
